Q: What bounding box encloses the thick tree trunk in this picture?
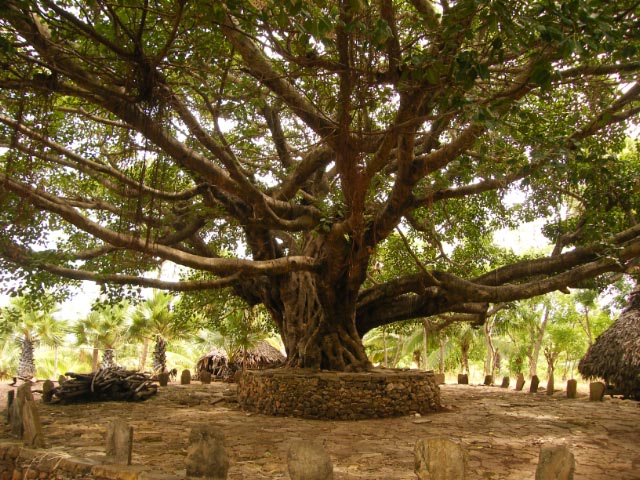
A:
[153,336,167,373]
[18,338,36,379]
[276,272,371,371]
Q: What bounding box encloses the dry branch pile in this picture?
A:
[52,368,158,403]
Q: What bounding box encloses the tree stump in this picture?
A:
[515,373,525,391]
[483,375,493,386]
[181,369,191,385]
[457,374,468,385]
[500,376,510,388]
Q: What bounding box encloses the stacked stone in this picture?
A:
[238,370,441,420]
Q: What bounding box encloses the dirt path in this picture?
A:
[1,381,639,479]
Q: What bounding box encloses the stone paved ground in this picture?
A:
[1,380,639,479]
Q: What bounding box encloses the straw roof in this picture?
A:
[578,288,640,399]
[243,340,286,368]
[196,341,286,375]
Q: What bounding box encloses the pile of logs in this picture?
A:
[52,368,158,403]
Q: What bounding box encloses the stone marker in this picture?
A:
[181,369,191,385]
[500,376,510,388]
[434,373,445,385]
[546,376,554,396]
[515,373,525,391]
[9,383,34,438]
[483,375,493,386]
[200,371,212,385]
[106,420,133,465]
[589,382,605,401]
[22,399,46,448]
[42,379,54,403]
[529,375,540,393]
[415,437,467,480]
[6,390,14,424]
[287,441,334,480]
[158,372,170,387]
[535,445,575,480]
[457,374,468,385]
[566,379,577,399]
[186,425,229,479]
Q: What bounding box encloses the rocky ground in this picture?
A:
[1,379,639,479]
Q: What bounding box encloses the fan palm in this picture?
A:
[1,296,67,379]
[130,291,186,372]
[75,302,130,371]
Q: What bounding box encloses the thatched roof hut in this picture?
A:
[578,288,640,399]
[196,341,286,380]
[243,340,286,369]
[196,346,228,378]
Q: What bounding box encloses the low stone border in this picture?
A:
[0,442,179,480]
[237,368,441,420]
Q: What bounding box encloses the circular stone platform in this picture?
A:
[237,368,441,420]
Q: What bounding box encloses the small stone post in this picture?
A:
[457,374,468,385]
[415,437,467,480]
[546,376,554,396]
[566,379,577,399]
[186,425,229,479]
[529,375,540,393]
[181,369,191,385]
[515,373,525,391]
[535,445,575,480]
[10,383,34,438]
[589,382,605,401]
[106,420,133,465]
[483,375,493,386]
[500,376,510,388]
[42,379,54,403]
[22,398,46,448]
[6,390,14,424]
[287,441,334,480]
[158,372,170,387]
[200,371,212,385]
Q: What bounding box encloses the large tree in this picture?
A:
[0,1,639,371]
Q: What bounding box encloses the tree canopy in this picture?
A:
[0,0,639,370]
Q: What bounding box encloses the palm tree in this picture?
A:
[130,291,185,373]
[1,296,67,379]
[75,302,131,371]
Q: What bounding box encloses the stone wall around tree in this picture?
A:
[237,368,442,420]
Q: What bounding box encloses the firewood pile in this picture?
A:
[51,368,158,403]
